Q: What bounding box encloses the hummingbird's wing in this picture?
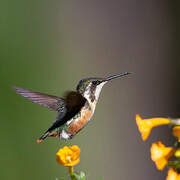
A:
[13,87,65,112]
[37,91,87,142]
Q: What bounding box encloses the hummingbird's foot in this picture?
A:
[69,135,74,139]
[58,130,62,139]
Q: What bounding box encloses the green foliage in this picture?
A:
[56,171,86,180]
[73,171,86,180]
[168,159,180,169]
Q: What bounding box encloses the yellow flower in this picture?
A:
[151,142,175,170]
[136,114,170,141]
[173,126,180,142]
[56,145,80,167]
[166,169,180,180]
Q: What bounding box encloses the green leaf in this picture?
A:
[79,172,86,180]
[55,177,66,180]
[73,173,80,180]
[173,140,180,148]
[168,160,180,169]
[73,172,86,180]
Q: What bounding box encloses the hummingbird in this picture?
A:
[13,72,130,143]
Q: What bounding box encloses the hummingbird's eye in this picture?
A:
[92,80,100,86]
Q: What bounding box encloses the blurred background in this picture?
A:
[1,0,180,179]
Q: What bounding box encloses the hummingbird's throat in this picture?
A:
[83,82,106,104]
[94,82,106,100]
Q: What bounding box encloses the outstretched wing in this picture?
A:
[13,86,65,112]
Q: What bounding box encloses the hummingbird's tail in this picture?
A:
[37,132,49,143]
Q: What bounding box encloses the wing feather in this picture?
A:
[13,86,65,111]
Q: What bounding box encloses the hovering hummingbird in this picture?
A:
[13,72,130,143]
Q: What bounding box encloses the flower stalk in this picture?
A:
[68,166,75,180]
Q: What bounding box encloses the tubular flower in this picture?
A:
[136,114,170,141]
[166,169,180,180]
[151,142,175,170]
[173,126,180,142]
[56,145,80,167]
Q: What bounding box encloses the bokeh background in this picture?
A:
[1,0,180,179]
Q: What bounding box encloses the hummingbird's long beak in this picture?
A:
[105,72,131,81]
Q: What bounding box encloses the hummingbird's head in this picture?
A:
[76,72,131,103]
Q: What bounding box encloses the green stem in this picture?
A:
[68,166,74,180]
[170,119,180,125]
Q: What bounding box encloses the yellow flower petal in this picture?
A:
[136,114,170,141]
[173,126,180,142]
[56,145,80,167]
[151,142,175,170]
[166,169,180,180]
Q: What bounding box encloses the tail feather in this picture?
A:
[37,132,49,143]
